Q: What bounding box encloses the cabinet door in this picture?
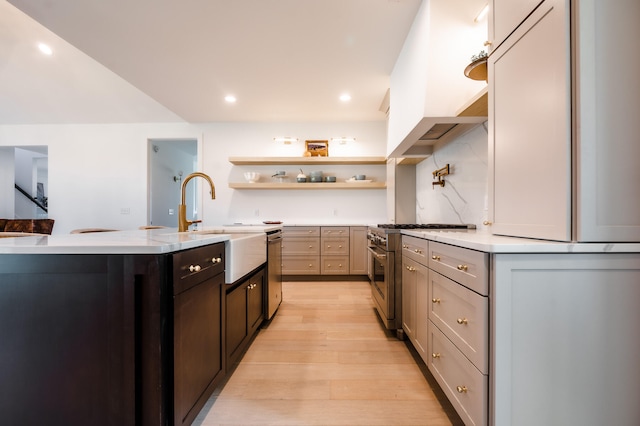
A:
[247,269,264,333]
[574,0,640,241]
[490,0,545,51]
[489,0,571,241]
[174,272,223,426]
[402,257,417,341]
[349,226,368,275]
[226,283,248,364]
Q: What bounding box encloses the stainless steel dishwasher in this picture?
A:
[265,229,283,319]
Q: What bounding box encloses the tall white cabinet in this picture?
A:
[488,0,640,242]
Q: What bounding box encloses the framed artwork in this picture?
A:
[305,140,329,157]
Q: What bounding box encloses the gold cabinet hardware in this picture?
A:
[402,244,408,248]
[414,249,422,254]
[327,245,331,248]
[338,245,343,248]
[211,257,222,264]
[432,255,441,261]
[308,264,313,267]
[457,264,468,271]
[189,264,201,272]
[456,386,468,393]
[457,318,468,325]
[309,245,313,248]
[405,266,416,272]
[432,298,441,303]
[432,353,441,359]
[484,40,492,46]
[483,220,492,226]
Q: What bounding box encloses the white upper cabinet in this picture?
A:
[387,0,488,160]
[488,0,640,242]
[489,0,544,52]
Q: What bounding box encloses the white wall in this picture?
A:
[0,121,387,234]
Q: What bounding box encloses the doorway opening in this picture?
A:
[147,139,197,227]
[0,146,48,219]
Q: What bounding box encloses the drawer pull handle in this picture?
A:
[432,255,441,261]
[432,298,441,303]
[457,318,468,325]
[405,266,416,272]
[211,257,222,264]
[338,245,343,248]
[457,264,468,271]
[456,386,468,394]
[327,245,331,248]
[403,244,408,248]
[432,353,441,359]
[414,249,422,254]
[308,264,313,267]
[309,245,313,248]
[189,264,201,272]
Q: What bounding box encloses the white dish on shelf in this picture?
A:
[345,178,372,183]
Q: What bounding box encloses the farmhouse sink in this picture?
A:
[224,233,266,284]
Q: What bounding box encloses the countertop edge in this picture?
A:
[401,230,640,253]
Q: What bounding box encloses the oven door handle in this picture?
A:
[367,246,387,260]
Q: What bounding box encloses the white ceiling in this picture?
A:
[2,0,422,124]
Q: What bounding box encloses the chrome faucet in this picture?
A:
[178,172,216,232]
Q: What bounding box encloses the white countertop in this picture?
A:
[402,230,640,253]
[0,225,281,254]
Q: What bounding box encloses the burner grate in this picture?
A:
[376,223,475,230]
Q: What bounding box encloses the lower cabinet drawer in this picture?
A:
[428,321,488,426]
[282,256,320,275]
[429,270,488,373]
[321,237,349,255]
[321,256,349,274]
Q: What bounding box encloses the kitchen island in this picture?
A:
[401,230,640,426]
[0,226,278,426]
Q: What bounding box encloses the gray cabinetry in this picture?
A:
[488,0,640,241]
[427,241,489,426]
[401,236,429,362]
[282,226,320,275]
[283,226,369,276]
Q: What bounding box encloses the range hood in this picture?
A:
[389,88,487,164]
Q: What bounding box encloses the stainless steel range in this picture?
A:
[367,224,475,334]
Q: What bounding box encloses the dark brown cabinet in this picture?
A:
[0,253,165,426]
[225,268,264,368]
[172,243,225,426]
[0,242,227,426]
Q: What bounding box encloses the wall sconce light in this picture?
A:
[330,137,356,145]
[474,3,489,23]
[273,137,299,145]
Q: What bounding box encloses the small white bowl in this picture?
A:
[244,172,260,183]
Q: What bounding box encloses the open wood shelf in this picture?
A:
[228,182,386,190]
[229,156,387,166]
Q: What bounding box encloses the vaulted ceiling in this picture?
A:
[2,0,421,124]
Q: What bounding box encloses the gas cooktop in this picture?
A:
[375,223,476,230]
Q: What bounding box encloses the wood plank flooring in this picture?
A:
[194,280,462,426]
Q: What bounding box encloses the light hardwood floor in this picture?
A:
[194,280,462,426]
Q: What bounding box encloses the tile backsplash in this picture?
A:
[415,122,489,232]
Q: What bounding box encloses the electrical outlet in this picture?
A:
[120,208,130,215]
[168,209,174,215]
[255,209,260,216]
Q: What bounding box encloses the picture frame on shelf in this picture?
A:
[305,140,329,157]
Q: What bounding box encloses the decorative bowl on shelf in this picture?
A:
[243,172,260,183]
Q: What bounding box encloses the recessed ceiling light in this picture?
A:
[224,95,237,103]
[38,43,53,56]
[339,93,351,102]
